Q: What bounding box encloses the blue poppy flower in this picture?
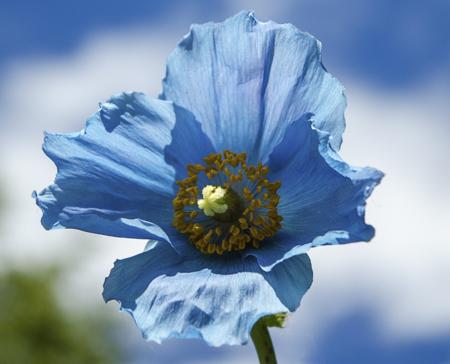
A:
[34,12,383,347]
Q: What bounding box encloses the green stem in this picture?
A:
[251,318,277,364]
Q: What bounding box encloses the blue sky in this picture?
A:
[308,309,450,364]
[1,1,449,363]
[2,0,449,88]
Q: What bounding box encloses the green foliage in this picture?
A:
[0,269,119,364]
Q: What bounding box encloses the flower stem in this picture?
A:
[251,318,277,364]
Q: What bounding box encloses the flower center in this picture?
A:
[172,151,282,255]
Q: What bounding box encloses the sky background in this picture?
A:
[1,0,449,363]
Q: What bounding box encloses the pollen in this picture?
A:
[172,151,282,255]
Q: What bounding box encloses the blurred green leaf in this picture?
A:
[0,269,120,364]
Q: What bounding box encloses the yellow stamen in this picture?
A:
[172,151,282,255]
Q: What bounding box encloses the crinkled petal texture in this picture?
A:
[33,92,214,243]
[34,11,384,348]
[161,11,346,161]
[103,240,312,346]
[245,116,384,270]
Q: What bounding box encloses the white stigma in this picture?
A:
[197,185,228,216]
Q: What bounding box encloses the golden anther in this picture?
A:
[187,164,205,174]
[238,152,247,162]
[223,150,234,159]
[253,216,265,226]
[248,212,254,222]
[192,223,203,234]
[238,217,248,229]
[172,150,282,256]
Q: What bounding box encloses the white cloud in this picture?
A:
[282,81,450,342]
[0,26,179,304]
[0,22,449,363]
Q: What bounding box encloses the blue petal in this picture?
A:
[34,92,213,243]
[164,104,215,182]
[161,11,346,163]
[246,116,384,270]
[103,240,313,347]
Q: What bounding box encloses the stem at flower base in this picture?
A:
[251,319,277,364]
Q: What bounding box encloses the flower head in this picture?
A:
[33,12,383,347]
